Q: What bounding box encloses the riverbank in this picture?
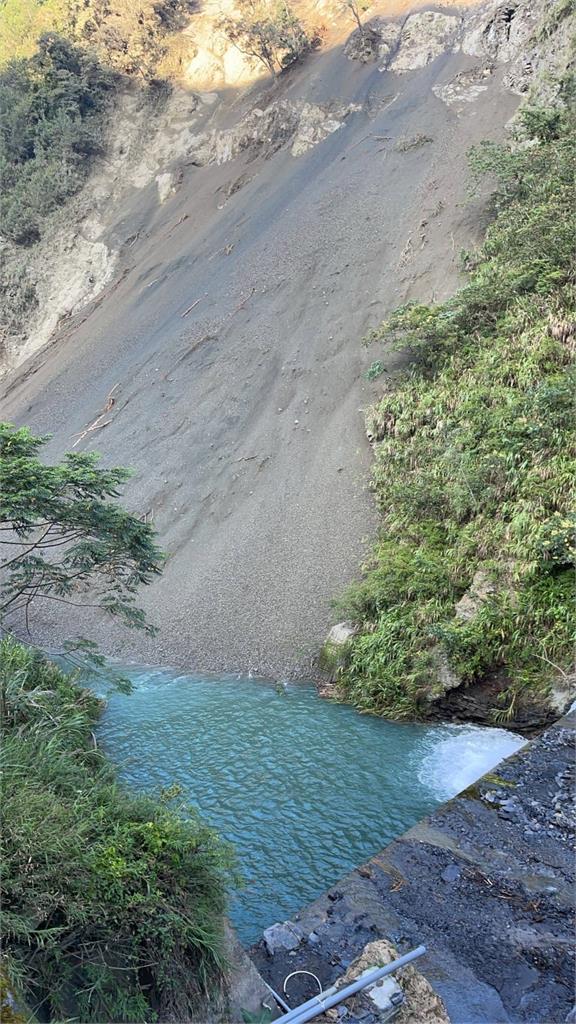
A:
[328,81,576,729]
[251,710,576,1023]
[0,640,233,1022]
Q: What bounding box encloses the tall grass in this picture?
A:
[0,638,234,1022]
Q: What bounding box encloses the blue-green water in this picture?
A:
[96,669,525,945]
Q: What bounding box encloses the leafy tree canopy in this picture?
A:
[218,0,314,77]
[0,34,115,243]
[0,423,164,639]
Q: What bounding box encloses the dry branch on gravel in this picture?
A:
[71,384,120,447]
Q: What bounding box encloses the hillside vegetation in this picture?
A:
[0,0,195,74]
[0,427,233,1021]
[0,35,117,245]
[0,638,233,1022]
[0,0,196,248]
[336,93,576,723]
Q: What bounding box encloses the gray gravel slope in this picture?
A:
[1,37,518,677]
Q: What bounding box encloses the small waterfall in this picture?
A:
[418,724,526,801]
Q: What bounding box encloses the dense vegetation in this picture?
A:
[1,430,233,1020]
[336,96,575,722]
[0,0,196,246]
[0,34,116,245]
[1,638,233,1022]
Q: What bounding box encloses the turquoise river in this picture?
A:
[95,668,526,945]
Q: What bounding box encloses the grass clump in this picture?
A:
[0,637,234,1022]
[337,100,576,722]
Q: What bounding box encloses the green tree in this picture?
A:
[0,34,115,244]
[218,0,312,77]
[341,0,370,39]
[0,423,163,638]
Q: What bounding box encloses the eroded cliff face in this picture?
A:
[1,0,572,375]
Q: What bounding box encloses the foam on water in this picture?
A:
[417,724,527,801]
[95,668,526,943]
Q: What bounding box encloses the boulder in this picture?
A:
[155,171,174,204]
[426,646,461,703]
[291,102,358,157]
[318,622,358,699]
[432,65,493,111]
[390,11,461,73]
[344,20,401,65]
[454,570,495,621]
[425,573,496,703]
[327,621,358,646]
[263,921,304,956]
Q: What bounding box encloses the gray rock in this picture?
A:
[193,99,360,166]
[390,11,460,73]
[455,570,496,621]
[319,621,360,697]
[441,863,461,883]
[327,621,358,646]
[344,20,401,65]
[263,921,304,955]
[425,645,462,702]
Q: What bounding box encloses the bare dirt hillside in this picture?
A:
[1,0,555,677]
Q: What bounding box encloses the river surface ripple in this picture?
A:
[95,669,526,944]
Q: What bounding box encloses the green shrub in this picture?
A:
[218,0,314,78]
[0,34,116,244]
[0,638,234,1022]
[337,99,576,720]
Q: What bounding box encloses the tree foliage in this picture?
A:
[0,638,233,1022]
[0,0,196,75]
[336,99,576,722]
[0,0,198,245]
[218,0,314,77]
[0,34,115,244]
[340,0,370,37]
[0,423,163,636]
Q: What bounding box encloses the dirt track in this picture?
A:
[1,19,518,678]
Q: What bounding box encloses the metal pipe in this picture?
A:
[281,945,426,1024]
[263,981,291,1014]
[278,966,386,1024]
[278,983,338,1024]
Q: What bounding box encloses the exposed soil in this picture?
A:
[1,3,522,678]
